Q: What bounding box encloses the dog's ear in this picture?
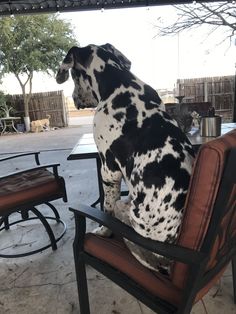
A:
[101,43,131,71]
[56,46,93,84]
[56,46,77,84]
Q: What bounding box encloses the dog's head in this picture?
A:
[56,44,131,109]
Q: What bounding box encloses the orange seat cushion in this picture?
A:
[84,233,182,307]
[0,169,64,215]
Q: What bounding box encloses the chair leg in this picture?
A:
[30,207,57,251]
[4,216,10,230]
[73,249,90,314]
[21,209,29,220]
[232,256,236,304]
[0,216,10,230]
[45,202,60,221]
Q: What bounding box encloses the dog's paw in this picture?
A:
[92,225,112,237]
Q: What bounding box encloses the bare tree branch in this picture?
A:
[154,2,236,45]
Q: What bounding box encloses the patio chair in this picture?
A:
[70,128,236,314]
[0,152,67,257]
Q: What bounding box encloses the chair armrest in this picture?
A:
[0,152,40,165]
[0,163,60,180]
[70,205,207,266]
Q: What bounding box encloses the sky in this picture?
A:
[1,5,236,97]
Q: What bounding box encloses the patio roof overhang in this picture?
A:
[0,0,225,16]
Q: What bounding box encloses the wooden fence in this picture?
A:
[7,90,68,127]
[177,75,235,122]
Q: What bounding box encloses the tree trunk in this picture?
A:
[23,116,31,132]
[15,72,33,132]
[22,86,31,132]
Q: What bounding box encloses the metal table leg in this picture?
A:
[91,157,104,210]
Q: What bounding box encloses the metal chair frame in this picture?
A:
[0,152,67,258]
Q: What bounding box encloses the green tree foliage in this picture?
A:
[0,14,77,119]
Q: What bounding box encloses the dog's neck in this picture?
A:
[88,61,162,112]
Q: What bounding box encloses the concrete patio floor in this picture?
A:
[0,125,235,314]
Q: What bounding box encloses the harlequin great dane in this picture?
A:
[56,44,195,274]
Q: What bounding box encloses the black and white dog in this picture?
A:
[56,44,195,274]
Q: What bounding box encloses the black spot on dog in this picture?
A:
[133,207,140,218]
[110,135,134,169]
[139,85,162,110]
[109,124,114,129]
[137,191,145,203]
[122,119,138,138]
[165,234,176,243]
[133,191,145,208]
[172,192,187,212]
[185,144,195,158]
[163,193,171,204]
[153,216,165,226]
[112,91,132,110]
[126,157,134,178]
[71,68,81,80]
[103,105,109,115]
[142,161,166,190]
[80,69,90,81]
[113,112,125,121]
[105,150,120,172]
[126,105,138,121]
[160,217,165,223]
[169,138,187,161]
[133,114,181,155]
[97,47,110,63]
[88,75,92,87]
[142,153,189,190]
[97,46,129,70]
[173,168,191,191]
[131,172,140,187]
[94,65,138,101]
[75,45,93,67]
